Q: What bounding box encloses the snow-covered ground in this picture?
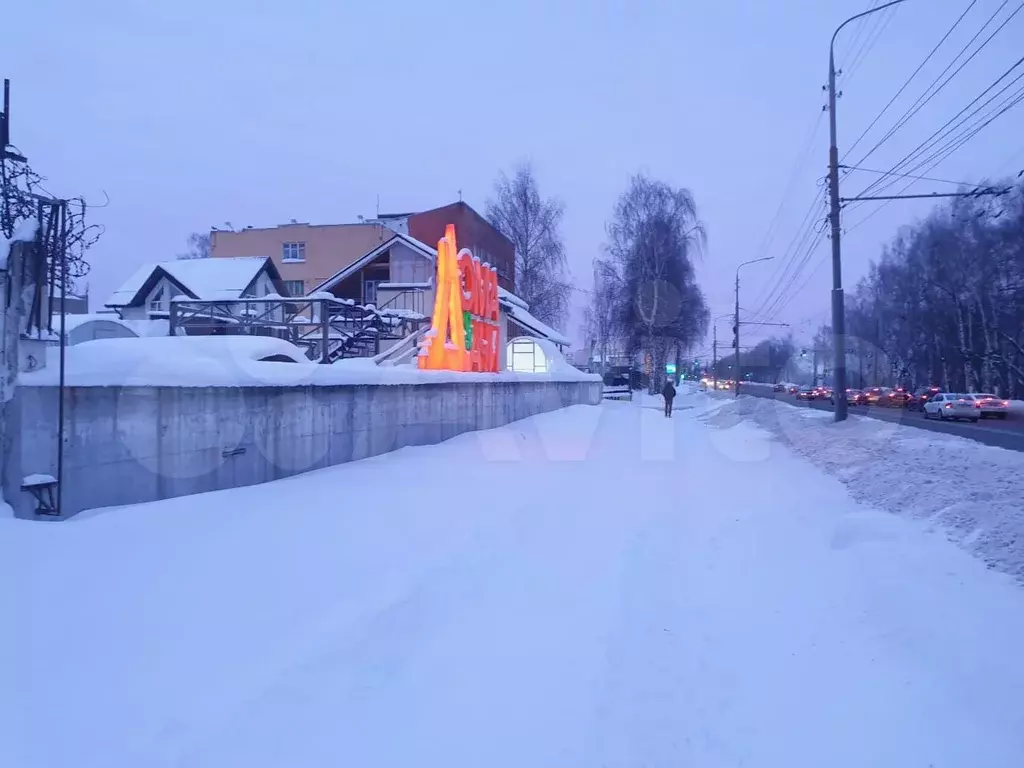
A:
[3,391,1024,767]
[708,392,1024,578]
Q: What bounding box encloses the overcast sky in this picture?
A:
[4,0,1022,356]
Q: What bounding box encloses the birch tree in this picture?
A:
[816,178,1024,397]
[486,163,571,328]
[604,174,709,387]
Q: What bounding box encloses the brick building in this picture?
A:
[375,202,515,292]
[209,201,516,300]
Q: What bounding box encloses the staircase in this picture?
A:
[321,302,425,363]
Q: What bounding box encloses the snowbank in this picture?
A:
[4,400,1024,766]
[703,394,1024,579]
[18,336,600,388]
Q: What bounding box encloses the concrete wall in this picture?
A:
[7,379,601,519]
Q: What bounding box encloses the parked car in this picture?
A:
[972,393,1010,419]
[796,385,816,401]
[923,392,980,422]
[831,388,865,405]
[863,386,892,405]
[908,386,942,411]
[883,386,913,408]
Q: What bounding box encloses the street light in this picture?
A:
[734,257,774,397]
[827,0,908,421]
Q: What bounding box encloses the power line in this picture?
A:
[747,188,827,318]
[849,54,1024,203]
[838,163,980,186]
[844,4,899,83]
[852,0,1021,168]
[756,223,829,324]
[749,111,824,266]
[844,85,1024,233]
[849,79,1024,210]
[838,1,879,73]
[844,0,980,158]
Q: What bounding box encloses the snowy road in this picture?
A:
[4,390,1024,767]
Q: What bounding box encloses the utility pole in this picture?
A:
[734,272,740,398]
[712,325,718,391]
[734,257,773,398]
[827,0,907,422]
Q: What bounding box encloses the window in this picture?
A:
[149,285,166,313]
[282,280,305,297]
[364,279,381,306]
[282,242,306,262]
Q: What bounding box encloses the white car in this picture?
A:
[972,393,1010,419]
[923,392,980,422]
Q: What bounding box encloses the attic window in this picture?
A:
[149,285,167,312]
[282,242,306,262]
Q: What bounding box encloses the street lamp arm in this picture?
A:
[830,0,908,55]
[736,256,774,276]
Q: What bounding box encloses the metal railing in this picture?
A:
[169,296,427,363]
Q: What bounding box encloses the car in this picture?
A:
[796,385,816,400]
[923,392,980,422]
[863,386,891,405]
[788,384,799,395]
[883,386,913,407]
[773,383,786,392]
[972,393,1010,419]
[831,388,865,405]
[908,386,942,411]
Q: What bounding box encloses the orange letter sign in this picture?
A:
[419,224,500,372]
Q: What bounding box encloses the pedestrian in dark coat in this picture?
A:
[662,379,676,417]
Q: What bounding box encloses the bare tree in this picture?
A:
[485,163,571,328]
[816,179,1024,397]
[177,231,211,260]
[581,258,622,374]
[604,174,709,387]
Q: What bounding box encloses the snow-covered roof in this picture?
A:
[502,297,570,347]
[105,257,274,307]
[497,286,529,311]
[309,234,436,294]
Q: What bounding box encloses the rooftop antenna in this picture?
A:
[458,188,463,202]
[376,194,380,218]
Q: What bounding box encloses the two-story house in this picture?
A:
[208,201,516,306]
[209,221,394,300]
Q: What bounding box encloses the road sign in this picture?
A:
[665,363,677,375]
